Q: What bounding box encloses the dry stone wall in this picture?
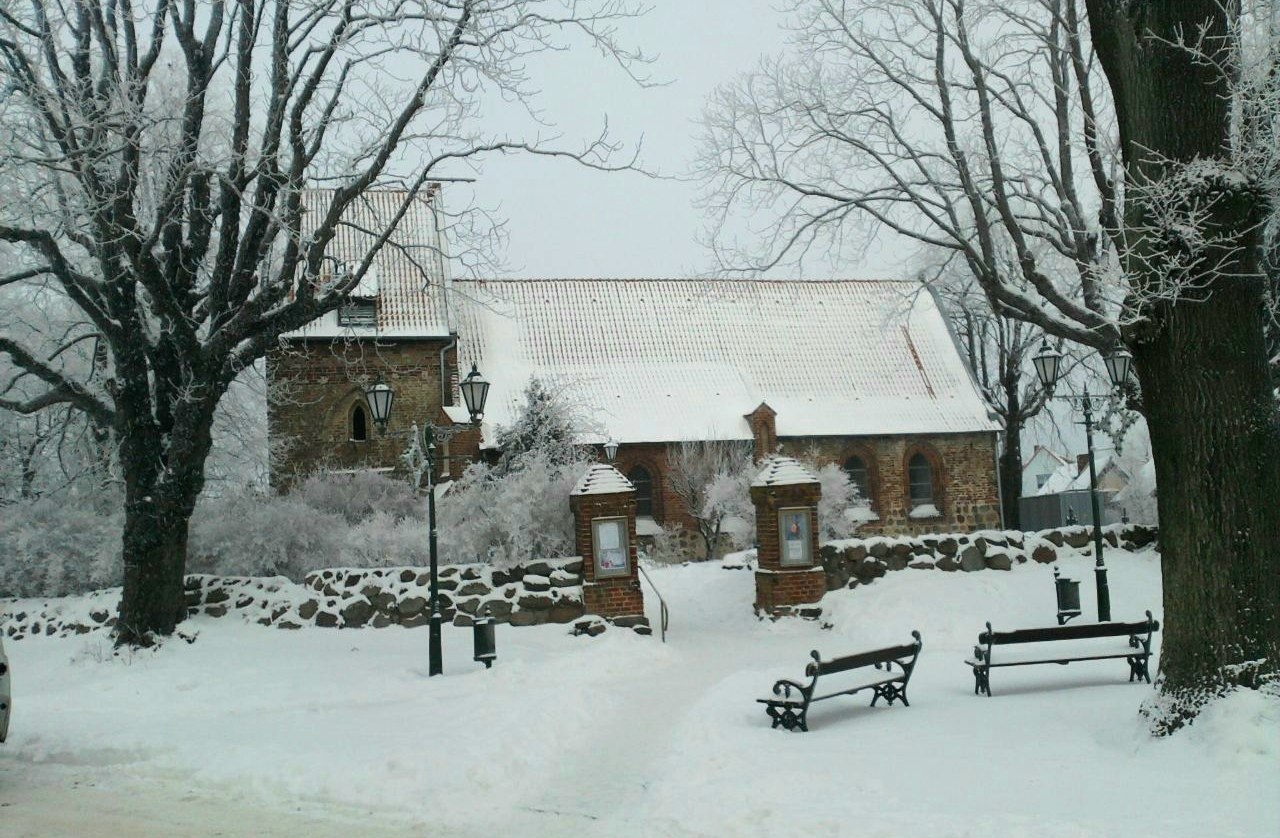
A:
[819,524,1158,591]
[1,559,585,641]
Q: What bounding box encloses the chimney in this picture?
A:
[744,402,778,462]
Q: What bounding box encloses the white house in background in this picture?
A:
[1021,445,1070,497]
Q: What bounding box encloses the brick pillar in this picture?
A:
[570,464,647,624]
[750,457,826,616]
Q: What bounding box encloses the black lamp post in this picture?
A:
[1033,340,1132,622]
[366,364,490,676]
[603,438,619,462]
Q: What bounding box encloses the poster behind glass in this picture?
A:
[779,508,811,566]
[593,518,629,577]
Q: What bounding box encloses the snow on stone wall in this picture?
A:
[1,559,586,641]
[818,525,1158,591]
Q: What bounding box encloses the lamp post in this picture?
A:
[366,364,490,676]
[1033,340,1132,622]
[603,438,619,462]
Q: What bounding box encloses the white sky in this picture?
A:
[447,0,914,280]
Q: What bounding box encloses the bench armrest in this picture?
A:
[770,678,812,702]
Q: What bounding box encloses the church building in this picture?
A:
[267,188,1003,536]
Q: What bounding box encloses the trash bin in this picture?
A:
[1054,567,1081,625]
[473,616,496,669]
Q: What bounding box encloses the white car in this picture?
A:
[0,634,9,743]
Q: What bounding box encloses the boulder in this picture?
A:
[523,560,554,578]
[298,600,320,620]
[509,609,545,627]
[371,613,394,629]
[277,620,302,630]
[204,588,230,605]
[884,554,910,572]
[523,575,552,593]
[852,559,887,581]
[1031,544,1057,564]
[936,556,960,572]
[490,569,516,587]
[1043,530,1065,547]
[482,600,513,620]
[959,545,986,572]
[460,566,483,581]
[908,561,936,570]
[985,552,1013,571]
[611,615,649,629]
[204,604,227,618]
[235,595,254,609]
[453,613,475,627]
[455,597,482,615]
[563,559,584,574]
[573,618,607,637]
[550,570,579,587]
[937,537,959,556]
[868,542,890,559]
[458,581,490,597]
[517,593,555,611]
[549,602,586,623]
[314,611,338,628]
[89,609,110,624]
[340,599,374,628]
[437,577,459,592]
[399,596,427,618]
[399,569,417,583]
[400,612,429,628]
[1063,529,1092,549]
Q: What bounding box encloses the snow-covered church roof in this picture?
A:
[283,187,453,340]
[452,278,999,444]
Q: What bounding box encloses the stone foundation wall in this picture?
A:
[819,525,1158,591]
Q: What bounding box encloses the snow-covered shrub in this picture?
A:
[812,462,865,540]
[293,469,421,524]
[188,490,347,579]
[435,449,585,567]
[435,378,591,568]
[0,493,123,597]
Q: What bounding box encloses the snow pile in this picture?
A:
[0,551,1276,836]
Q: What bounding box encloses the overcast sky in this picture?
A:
[445,0,911,280]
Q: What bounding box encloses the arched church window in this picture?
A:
[629,466,654,517]
[351,403,369,442]
[908,453,934,506]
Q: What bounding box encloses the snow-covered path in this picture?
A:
[2,552,1276,837]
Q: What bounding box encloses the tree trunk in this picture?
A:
[116,492,192,643]
[1087,0,1280,730]
[999,422,1023,530]
[1135,280,1280,726]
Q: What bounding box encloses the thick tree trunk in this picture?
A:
[116,492,192,643]
[998,424,1023,531]
[1087,0,1280,729]
[1135,281,1280,725]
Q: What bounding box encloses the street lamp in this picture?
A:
[1033,340,1132,622]
[366,366,491,676]
[603,438,619,462]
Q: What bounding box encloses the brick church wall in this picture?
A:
[785,432,1002,534]
[267,338,476,488]
[608,431,1000,539]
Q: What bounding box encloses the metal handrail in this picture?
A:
[637,562,669,643]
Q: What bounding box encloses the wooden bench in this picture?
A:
[758,631,922,732]
[966,611,1159,696]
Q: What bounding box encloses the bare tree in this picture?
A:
[925,258,1055,528]
[666,439,753,561]
[699,0,1279,728]
[0,0,647,644]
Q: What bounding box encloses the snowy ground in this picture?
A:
[2,550,1277,837]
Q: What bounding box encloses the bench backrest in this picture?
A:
[807,631,922,678]
[980,611,1159,646]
